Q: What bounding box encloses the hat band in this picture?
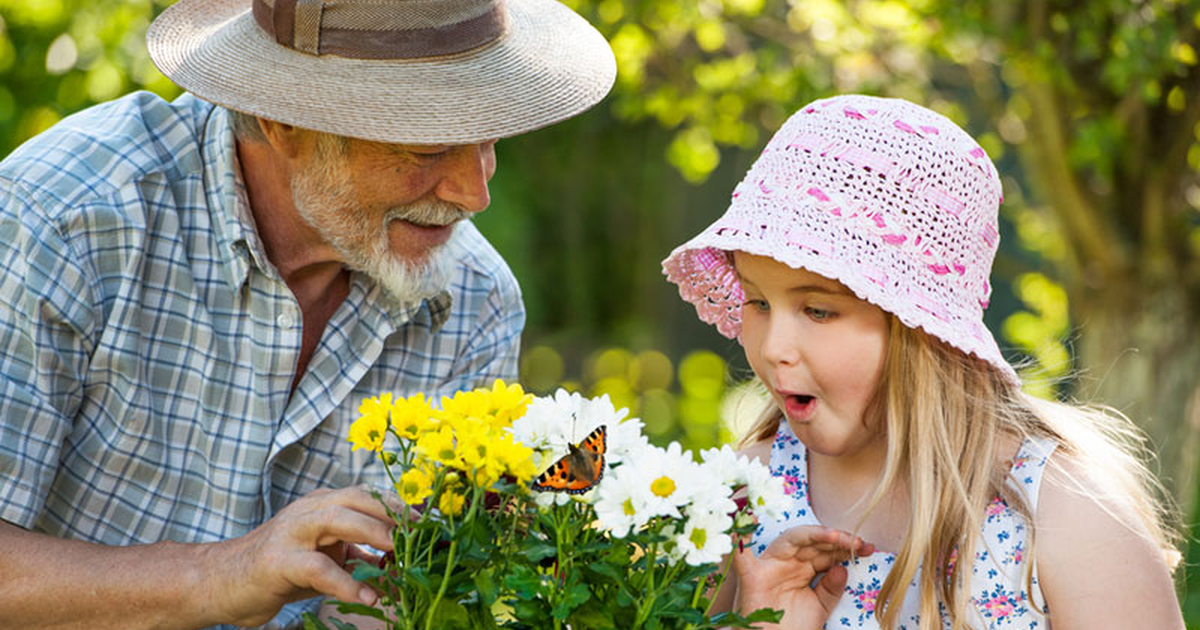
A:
[252,0,508,59]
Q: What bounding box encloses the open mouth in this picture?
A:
[783,393,818,420]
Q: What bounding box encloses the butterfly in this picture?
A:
[530,425,607,495]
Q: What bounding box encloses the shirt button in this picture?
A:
[277,311,296,328]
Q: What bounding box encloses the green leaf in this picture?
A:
[301,613,332,630]
[349,561,387,582]
[564,581,591,608]
[434,599,473,629]
[550,580,593,621]
[710,607,785,628]
[331,601,387,621]
[473,568,499,605]
[510,598,550,626]
[519,539,558,563]
[504,565,547,597]
[567,598,618,630]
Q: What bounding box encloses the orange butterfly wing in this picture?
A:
[531,425,607,495]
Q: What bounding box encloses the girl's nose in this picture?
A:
[759,314,803,367]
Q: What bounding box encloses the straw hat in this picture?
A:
[147,0,617,144]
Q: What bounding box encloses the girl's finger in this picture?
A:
[814,564,849,613]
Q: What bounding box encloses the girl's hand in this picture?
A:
[732,526,874,630]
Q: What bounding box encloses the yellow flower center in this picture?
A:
[622,498,636,516]
[650,476,676,498]
[689,527,707,549]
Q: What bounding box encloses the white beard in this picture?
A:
[288,142,466,305]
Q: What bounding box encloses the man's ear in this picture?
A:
[257,118,306,159]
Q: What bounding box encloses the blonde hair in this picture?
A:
[739,316,1181,630]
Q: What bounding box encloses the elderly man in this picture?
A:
[0,0,614,627]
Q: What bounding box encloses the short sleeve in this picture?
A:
[0,180,99,528]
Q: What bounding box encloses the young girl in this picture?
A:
[662,95,1184,630]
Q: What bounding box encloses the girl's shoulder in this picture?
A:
[738,438,773,467]
[1032,449,1184,628]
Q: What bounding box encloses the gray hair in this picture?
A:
[227,108,350,157]
[228,108,267,143]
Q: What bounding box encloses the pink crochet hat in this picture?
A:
[662,94,1019,386]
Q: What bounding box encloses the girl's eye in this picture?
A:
[805,307,834,321]
[744,299,770,313]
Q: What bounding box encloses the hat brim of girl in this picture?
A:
[147,0,617,145]
[662,220,1021,389]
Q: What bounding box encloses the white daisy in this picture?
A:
[699,444,750,487]
[674,507,734,566]
[743,461,788,522]
[510,389,651,506]
[593,464,652,538]
[509,389,648,469]
[624,441,703,520]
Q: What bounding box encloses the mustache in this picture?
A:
[385,200,471,227]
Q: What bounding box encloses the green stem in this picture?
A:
[632,532,660,630]
[552,503,566,630]
[423,537,458,630]
[422,488,481,630]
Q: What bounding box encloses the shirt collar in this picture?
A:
[365,276,453,334]
[201,106,270,292]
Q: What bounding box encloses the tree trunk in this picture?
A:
[1073,278,1200,517]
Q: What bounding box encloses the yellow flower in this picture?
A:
[397,467,434,505]
[348,393,393,452]
[455,421,501,486]
[440,389,490,422]
[486,379,533,425]
[391,392,434,441]
[416,425,460,468]
[438,488,466,516]
[359,393,394,422]
[492,434,537,483]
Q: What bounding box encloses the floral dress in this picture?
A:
[752,422,1056,629]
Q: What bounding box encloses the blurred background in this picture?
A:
[2,0,1199,619]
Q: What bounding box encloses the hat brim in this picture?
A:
[148,0,616,144]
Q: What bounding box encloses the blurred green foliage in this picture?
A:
[519,345,742,452]
[0,0,179,154]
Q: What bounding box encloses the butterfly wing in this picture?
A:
[531,425,607,495]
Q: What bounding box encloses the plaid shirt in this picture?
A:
[0,92,524,628]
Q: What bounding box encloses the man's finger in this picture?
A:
[298,506,396,551]
[287,552,378,606]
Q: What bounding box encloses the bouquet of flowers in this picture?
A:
[307,380,787,630]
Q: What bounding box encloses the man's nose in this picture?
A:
[434,141,496,214]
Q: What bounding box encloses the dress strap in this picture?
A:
[1004,435,1058,508]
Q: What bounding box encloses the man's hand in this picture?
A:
[0,484,400,630]
[732,526,874,630]
[207,485,400,627]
